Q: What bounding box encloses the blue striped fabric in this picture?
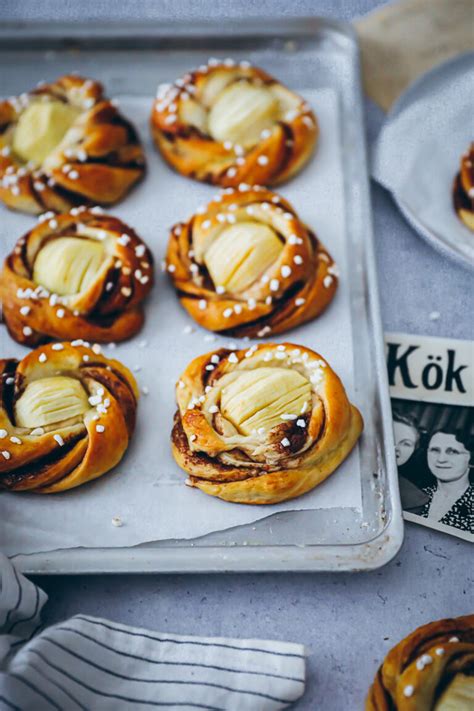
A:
[0,556,306,710]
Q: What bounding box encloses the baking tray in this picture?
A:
[0,17,403,573]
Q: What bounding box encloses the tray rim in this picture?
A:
[1,15,404,574]
[0,16,354,41]
[14,533,402,575]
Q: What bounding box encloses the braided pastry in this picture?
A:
[0,74,145,214]
[165,186,337,337]
[0,342,138,493]
[171,342,363,504]
[453,143,474,231]
[0,208,154,346]
[366,614,474,710]
[151,58,317,187]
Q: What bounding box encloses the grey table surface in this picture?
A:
[2,1,473,709]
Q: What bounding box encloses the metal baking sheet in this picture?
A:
[0,17,403,573]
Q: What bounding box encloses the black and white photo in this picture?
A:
[387,332,474,542]
[392,400,473,538]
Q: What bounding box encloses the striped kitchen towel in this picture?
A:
[0,555,306,710]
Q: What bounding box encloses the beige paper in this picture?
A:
[355,0,474,111]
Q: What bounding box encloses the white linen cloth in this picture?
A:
[0,556,306,710]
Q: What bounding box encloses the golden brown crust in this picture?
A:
[453,143,474,232]
[0,342,139,493]
[165,186,338,338]
[171,342,363,505]
[150,59,317,187]
[366,615,474,710]
[0,75,145,214]
[0,208,154,346]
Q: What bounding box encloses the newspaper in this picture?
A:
[386,333,474,543]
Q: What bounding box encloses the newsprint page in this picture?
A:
[386,333,473,543]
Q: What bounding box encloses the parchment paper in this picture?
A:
[0,89,362,556]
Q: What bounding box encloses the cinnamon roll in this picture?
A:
[165,186,337,337]
[151,58,317,187]
[0,74,145,214]
[0,342,138,493]
[366,614,474,710]
[171,342,363,504]
[453,143,474,231]
[0,208,154,346]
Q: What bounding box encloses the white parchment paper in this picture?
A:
[0,89,363,556]
[372,52,474,266]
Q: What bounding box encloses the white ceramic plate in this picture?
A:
[372,52,474,269]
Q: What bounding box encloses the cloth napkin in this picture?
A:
[0,556,306,710]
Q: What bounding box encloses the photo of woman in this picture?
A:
[393,414,418,467]
[392,413,429,513]
[421,427,474,533]
[391,399,473,540]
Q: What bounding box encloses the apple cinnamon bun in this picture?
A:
[0,342,138,493]
[151,58,317,187]
[366,614,474,711]
[165,186,337,338]
[171,342,363,504]
[453,143,474,231]
[0,208,154,346]
[0,74,145,214]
